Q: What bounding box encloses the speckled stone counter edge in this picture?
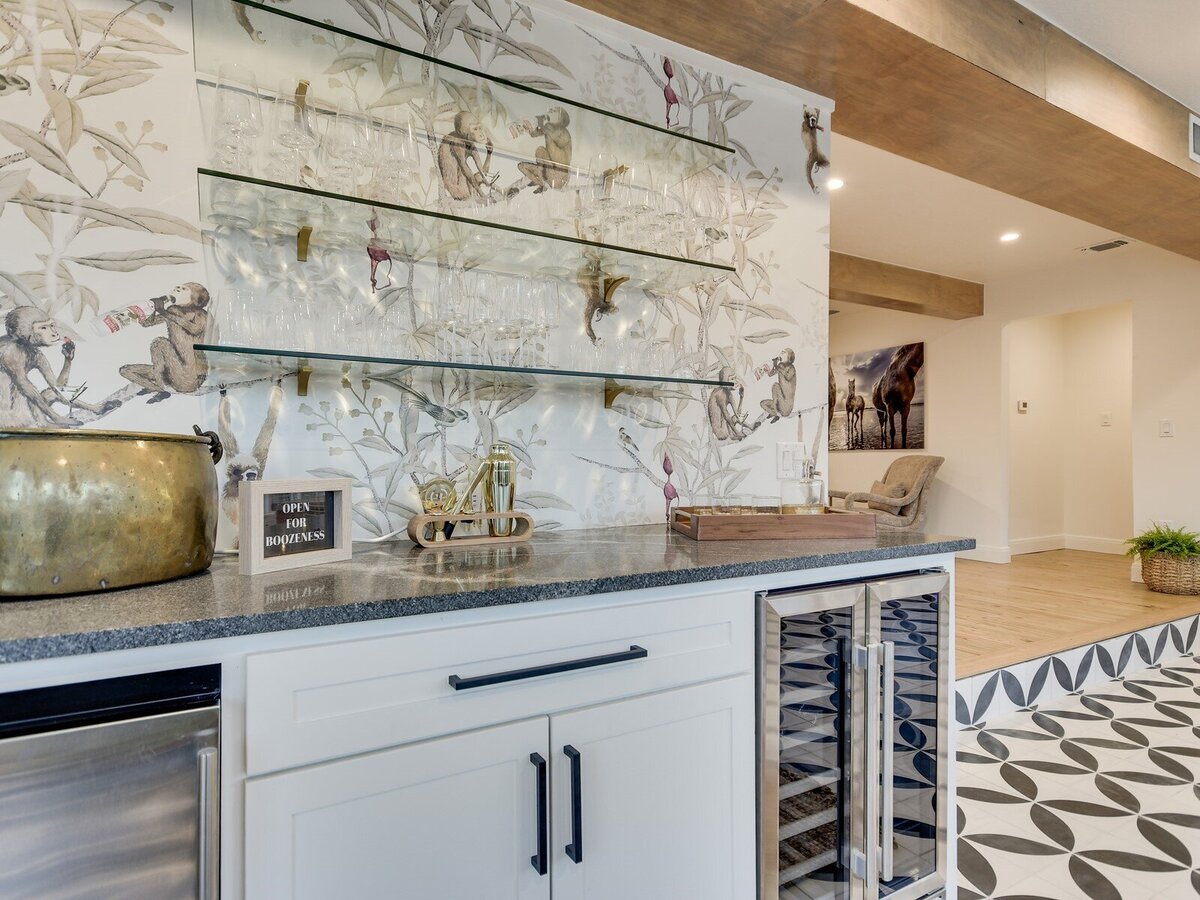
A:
[0,536,974,664]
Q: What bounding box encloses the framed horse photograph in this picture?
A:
[829,343,925,451]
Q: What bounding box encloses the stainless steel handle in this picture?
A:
[861,642,882,894]
[198,747,219,900]
[880,641,896,883]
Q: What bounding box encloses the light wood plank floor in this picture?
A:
[956,550,1200,677]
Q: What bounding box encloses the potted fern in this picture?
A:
[1126,523,1200,595]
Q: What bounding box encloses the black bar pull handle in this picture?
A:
[530,752,548,875]
[448,645,648,691]
[564,744,583,863]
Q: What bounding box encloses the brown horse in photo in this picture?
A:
[871,377,888,444]
[845,377,865,448]
[879,343,924,449]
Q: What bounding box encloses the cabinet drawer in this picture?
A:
[245,589,751,775]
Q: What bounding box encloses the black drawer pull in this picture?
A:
[564,744,583,863]
[448,645,648,691]
[530,752,548,875]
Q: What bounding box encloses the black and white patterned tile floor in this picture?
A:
[957,652,1200,899]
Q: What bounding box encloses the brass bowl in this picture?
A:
[0,427,223,598]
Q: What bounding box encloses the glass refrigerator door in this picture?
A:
[760,585,866,900]
[868,573,951,900]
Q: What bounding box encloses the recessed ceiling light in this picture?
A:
[827,177,845,190]
[1000,231,1021,242]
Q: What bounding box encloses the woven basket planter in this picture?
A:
[1140,552,1200,595]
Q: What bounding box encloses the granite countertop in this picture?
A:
[0,526,974,663]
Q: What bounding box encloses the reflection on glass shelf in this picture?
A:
[199,169,734,293]
[196,344,734,399]
[193,0,733,180]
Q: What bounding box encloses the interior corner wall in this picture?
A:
[828,244,1194,565]
[1005,315,1066,552]
[1061,303,1133,551]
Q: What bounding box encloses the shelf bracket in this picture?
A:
[603,378,626,409]
[296,363,313,397]
[296,225,313,262]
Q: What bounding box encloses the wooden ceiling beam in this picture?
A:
[568,0,1200,263]
[829,252,984,319]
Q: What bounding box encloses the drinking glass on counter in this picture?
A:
[753,494,782,514]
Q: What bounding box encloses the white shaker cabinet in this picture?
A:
[549,676,755,900]
[243,676,753,899]
[244,716,551,900]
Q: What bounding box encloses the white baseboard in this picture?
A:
[1008,534,1128,557]
[1064,534,1128,555]
[1009,535,1066,555]
[958,544,1011,564]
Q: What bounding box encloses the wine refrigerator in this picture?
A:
[758,572,951,900]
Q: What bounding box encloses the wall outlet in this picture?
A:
[1159,419,1175,438]
[1100,412,1112,427]
[776,442,808,479]
[1017,400,1029,414]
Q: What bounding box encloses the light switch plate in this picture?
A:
[1101,412,1112,427]
[1160,419,1175,438]
[776,442,807,479]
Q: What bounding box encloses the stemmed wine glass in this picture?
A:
[207,64,263,227]
[261,80,319,236]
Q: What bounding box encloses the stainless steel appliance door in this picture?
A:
[0,706,219,900]
[760,584,868,900]
[866,573,951,900]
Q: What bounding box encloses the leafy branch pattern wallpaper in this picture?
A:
[0,0,832,548]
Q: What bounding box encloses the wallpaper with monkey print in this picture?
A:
[0,0,833,548]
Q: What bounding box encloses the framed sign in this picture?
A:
[238,478,353,575]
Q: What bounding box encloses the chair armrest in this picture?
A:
[828,489,850,500]
[842,490,904,512]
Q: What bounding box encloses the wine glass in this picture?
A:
[209,63,262,174]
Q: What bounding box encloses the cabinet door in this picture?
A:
[549,676,754,900]
[245,717,550,900]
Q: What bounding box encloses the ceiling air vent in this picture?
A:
[1079,238,1131,254]
[1191,113,1200,165]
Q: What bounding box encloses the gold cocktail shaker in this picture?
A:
[484,442,517,537]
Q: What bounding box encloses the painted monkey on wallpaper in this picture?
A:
[0,308,120,427]
[801,105,830,193]
[707,368,750,441]
[118,283,211,403]
[578,261,628,344]
[437,111,499,202]
[511,107,572,194]
[753,348,797,428]
[218,380,285,547]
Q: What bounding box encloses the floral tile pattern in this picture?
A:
[956,615,1200,728]
[956,652,1200,899]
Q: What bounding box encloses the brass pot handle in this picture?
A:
[193,425,223,465]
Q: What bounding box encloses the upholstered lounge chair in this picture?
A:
[829,455,945,531]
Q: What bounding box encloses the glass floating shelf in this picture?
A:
[193,0,734,180]
[196,344,733,403]
[199,169,734,292]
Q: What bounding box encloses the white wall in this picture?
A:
[1005,315,1066,550]
[829,243,1190,564]
[1005,304,1132,554]
[1062,304,1134,549]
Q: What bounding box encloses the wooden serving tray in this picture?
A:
[670,506,876,541]
[407,511,534,548]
